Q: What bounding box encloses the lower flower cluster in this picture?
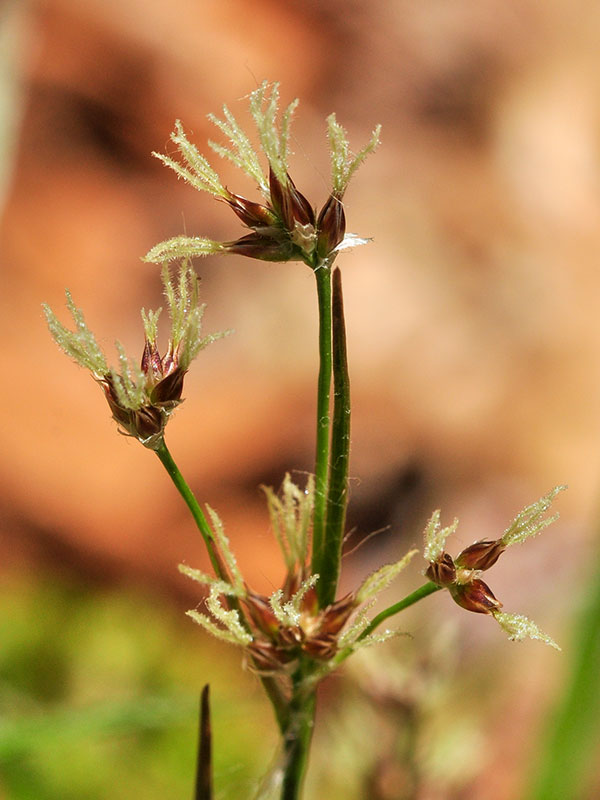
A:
[243,581,356,670]
[179,475,418,679]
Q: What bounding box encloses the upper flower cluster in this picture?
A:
[43,262,227,449]
[423,486,566,648]
[143,81,381,270]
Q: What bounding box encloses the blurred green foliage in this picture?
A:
[0,573,276,799]
[524,544,600,800]
[5,564,594,799]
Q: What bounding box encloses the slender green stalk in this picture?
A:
[261,676,290,735]
[311,265,333,589]
[358,581,441,641]
[318,267,351,608]
[333,582,442,667]
[280,666,317,800]
[155,439,289,733]
[155,439,227,581]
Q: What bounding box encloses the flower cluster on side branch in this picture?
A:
[423,486,566,649]
[44,261,228,449]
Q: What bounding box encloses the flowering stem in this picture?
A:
[318,267,350,608]
[358,581,441,640]
[155,439,289,733]
[333,582,442,667]
[154,439,228,581]
[311,264,333,593]
[280,665,317,800]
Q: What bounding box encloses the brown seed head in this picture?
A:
[319,592,356,636]
[225,233,296,262]
[455,539,505,571]
[450,578,503,615]
[316,194,346,258]
[242,591,280,637]
[149,367,185,406]
[426,553,457,587]
[141,337,163,384]
[247,640,287,673]
[268,167,315,230]
[303,633,338,660]
[222,192,277,229]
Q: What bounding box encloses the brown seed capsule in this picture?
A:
[303,633,338,660]
[455,539,505,571]
[316,193,346,258]
[278,626,305,649]
[450,578,503,615]
[287,178,315,228]
[426,553,457,587]
[268,167,315,230]
[100,377,130,424]
[319,592,356,636]
[281,569,303,601]
[225,233,296,262]
[222,192,277,229]
[247,640,286,672]
[141,337,163,384]
[242,591,280,637]
[133,405,164,439]
[150,367,185,406]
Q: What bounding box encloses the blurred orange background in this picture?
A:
[1,0,600,797]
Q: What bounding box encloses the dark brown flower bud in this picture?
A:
[455,539,505,571]
[225,233,296,262]
[150,367,185,406]
[247,640,286,672]
[100,376,129,422]
[316,194,346,258]
[298,584,319,616]
[160,346,176,377]
[303,633,338,660]
[268,167,315,231]
[319,592,356,636]
[282,569,303,600]
[426,553,457,587]
[132,405,164,439]
[222,192,277,229]
[141,337,163,384]
[242,591,280,637]
[287,177,315,228]
[108,402,135,432]
[277,626,304,649]
[450,578,503,615]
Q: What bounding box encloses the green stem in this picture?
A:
[318,267,350,608]
[311,265,333,588]
[155,439,289,733]
[261,676,289,735]
[358,581,441,640]
[155,439,227,580]
[280,666,317,800]
[333,582,442,666]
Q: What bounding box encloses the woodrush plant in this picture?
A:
[44,81,565,800]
